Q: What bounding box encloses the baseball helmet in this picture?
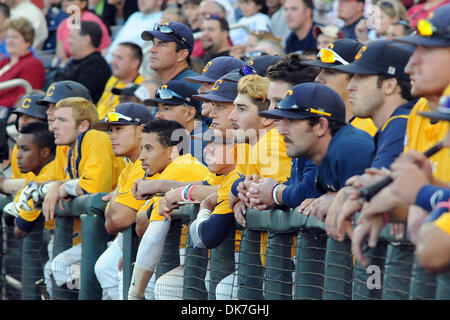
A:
[37,81,92,106]
[12,92,47,120]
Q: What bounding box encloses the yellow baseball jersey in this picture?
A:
[212,170,241,216]
[148,154,209,222]
[111,159,147,211]
[404,97,450,183]
[247,128,291,181]
[97,75,144,120]
[350,117,378,137]
[66,129,126,193]
[435,212,450,236]
[203,171,225,186]
[48,145,71,181]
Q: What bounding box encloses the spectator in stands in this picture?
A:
[42,0,68,52]
[56,0,111,65]
[101,0,139,28]
[183,0,201,32]
[144,80,208,163]
[338,0,365,40]
[0,2,10,60]
[386,20,413,39]
[142,22,200,88]
[284,0,318,54]
[325,40,416,240]
[105,0,164,62]
[110,79,159,106]
[41,97,125,294]
[160,5,188,24]
[260,82,374,222]
[235,0,271,46]
[348,4,450,266]
[407,0,449,28]
[0,18,45,108]
[234,53,320,217]
[266,0,290,45]
[314,24,344,50]
[127,119,209,300]
[367,0,409,41]
[93,102,154,300]
[2,122,56,238]
[54,21,112,104]
[199,15,231,66]
[253,38,285,57]
[8,0,48,50]
[97,42,144,119]
[302,39,378,136]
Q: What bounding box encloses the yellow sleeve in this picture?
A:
[252,128,291,181]
[114,160,147,211]
[149,155,209,221]
[212,170,240,215]
[78,130,125,194]
[434,212,450,236]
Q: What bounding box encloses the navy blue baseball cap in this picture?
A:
[302,39,364,69]
[222,55,283,82]
[93,102,154,131]
[185,56,245,84]
[141,22,195,55]
[259,82,346,123]
[334,40,414,80]
[144,80,202,111]
[395,4,450,47]
[419,90,450,121]
[192,73,238,103]
[37,80,92,105]
[192,128,234,144]
[12,92,47,120]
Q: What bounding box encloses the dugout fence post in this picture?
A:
[380,225,415,300]
[0,194,14,299]
[436,273,450,299]
[209,227,237,300]
[177,204,210,300]
[155,219,182,281]
[79,193,110,300]
[122,223,139,300]
[20,213,44,300]
[52,195,91,300]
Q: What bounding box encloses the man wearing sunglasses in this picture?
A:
[144,80,208,164]
[142,22,201,90]
[344,4,450,267]
[92,102,154,300]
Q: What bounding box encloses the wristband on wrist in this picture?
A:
[180,187,186,201]
[183,184,193,201]
[187,184,195,201]
[272,183,282,205]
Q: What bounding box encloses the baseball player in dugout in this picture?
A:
[93,102,154,300]
[341,4,450,267]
